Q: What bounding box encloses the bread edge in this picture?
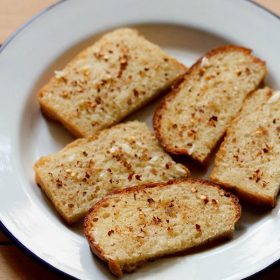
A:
[84,177,241,277]
[34,168,78,224]
[39,98,86,138]
[210,173,276,207]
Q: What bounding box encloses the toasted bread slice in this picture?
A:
[84,178,241,277]
[211,87,280,207]
[153,46,267,163]
[38,28,186,137]
[34,121,190,224]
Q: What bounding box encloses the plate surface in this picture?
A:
[0,0,280,279]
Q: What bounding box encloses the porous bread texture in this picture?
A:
[38,28,187,137]
[211,87,280,207]
[153,45,267,164]
[34,121,190,224]
[84,178,241,277]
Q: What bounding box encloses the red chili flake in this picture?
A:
[108,230,114,236]
[153,216,162,224]
[195,224,201,231]
[233,154,239,161]
[95,97,101,104]
[128,174,133,181]
[133,89,139,97]
[203,196,209,204]
[211,199,218,206]
[56,179,63,188]
[209,115,218,122]
[263,148,269,153]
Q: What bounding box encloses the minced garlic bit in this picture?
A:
[191,187,197,193]
[109,146,118,153]
[201,57,210,68]
[120,143,132,154]
[67,154,76,161]
[144,166,152,171]
[200,195,209,204]
[188,144,196,154]
[175,165,187,174]
[268,91,280,104]
[150,155,160,163]
[79,64,92,72]
[54,70,67,79]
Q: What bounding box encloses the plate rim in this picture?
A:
[0,0,279,279]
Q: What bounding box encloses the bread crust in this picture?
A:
[210,174,276,207]
[35,169,75,223]
[39,96,85,138]
[84,178,241,277]
[153,45,266,164]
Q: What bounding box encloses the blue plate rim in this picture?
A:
[0,0,279,279]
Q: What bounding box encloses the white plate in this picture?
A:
[0,0,280,279]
